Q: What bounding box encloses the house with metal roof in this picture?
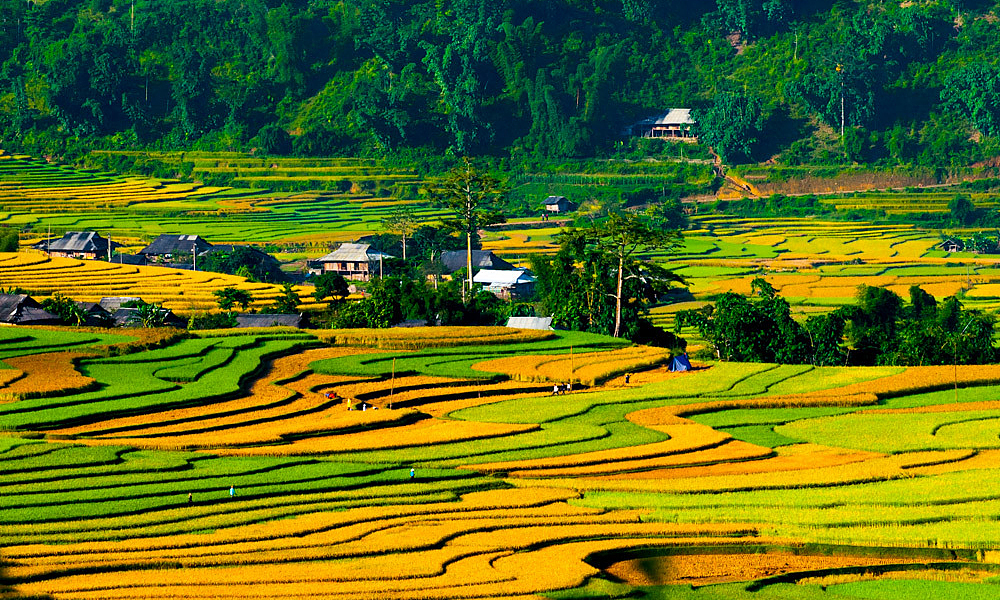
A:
[440,250,514,274]
[0,295,61,325]
[316,243,394,281]
[35,231,119,260]
[235,313,305,328]
[506,316,554,330]
[626,108,696,140]
[543,196,576,213]
[138,234,213,263]
[473,269,537,299]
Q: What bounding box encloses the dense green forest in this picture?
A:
[2,0,1000,165]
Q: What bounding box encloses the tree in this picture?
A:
[311,272,349,302]
[41,293,86,326]
[128,300,168,328]
[213,287,254,311]
[712,0,793,41]
[270,283,301,314]
[436,158,505,295]
[949,194,977,226]
[581,209,683,338]
[692,91,764,164]
[941,63,1000,138]
[382,205,419,261]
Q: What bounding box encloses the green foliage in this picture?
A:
[692,91,764,164]
[269,283,301,314]
[199,246,283,283]
[532,208,683,339]
[311,273,350,303]
[941,63,1000,137]
[683,279,997,367]
[0,227,19,252]
[40,293,86,326]
[213,288,255,312]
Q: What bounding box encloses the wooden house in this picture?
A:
[36,231,119,260]
[543,196,576,213]
[138,234,213,263]
[626,108,696,140]
[316,243,394,281]
[0,295,61,325]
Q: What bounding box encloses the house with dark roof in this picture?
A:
[625,108,696,140]
[111,307,185,328]
[440,250,515,274]
[0,294,61,325]
[138,234,213,263]
[235,313,305,329]
[543,196,576,213]
[473,269,537,299]
[98,297,142,312]
[35,231,120,260]
[76,302,113,327]
[316,243,394,281]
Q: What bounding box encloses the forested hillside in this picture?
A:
[1,0,999,166]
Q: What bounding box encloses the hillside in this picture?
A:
[2,0,1000,169]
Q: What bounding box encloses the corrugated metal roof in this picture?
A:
[506,316,553,330]
[543,196,568,205]
[318,243,394,262]
[235,314,304,328]
[473,269,536,285]
[635,108,694,126]
[139,234,213,256]
[47,231,111,253]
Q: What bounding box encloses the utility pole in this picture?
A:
[836,63,845,140]
[192,243,197,271]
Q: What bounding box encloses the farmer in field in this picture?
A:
[410,467,415,480]
[188,492,192,504]
[229,485,235,498]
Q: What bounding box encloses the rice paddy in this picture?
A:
[0,326,999,599]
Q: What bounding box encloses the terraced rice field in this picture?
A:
[0,252,320,313]
[0,152,446,246]
[3,326,1000,599]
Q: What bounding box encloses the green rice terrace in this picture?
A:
[4,325,1000,599]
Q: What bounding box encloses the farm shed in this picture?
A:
[316,243,394,281]
[543,196,577,213]
[625,108,696,139]
[939,239,963,253]
[111,307,185,328]
[440,250,514,274]
[235,313,305,328]
[0,295,61,325]
[473,269,537,299]
[35,231,120,260]
[139,234,213,263]
[506,316,554,330]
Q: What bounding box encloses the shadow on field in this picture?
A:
[0,559,54,600]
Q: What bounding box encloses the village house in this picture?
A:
[138,234,213,263]
[543,196,576,214]
[440,250,515,274]
[0,294,61,325]
[235,313,306,329]
[625,108,696,140]
[473,269,537,299]
[35,231,119,260]
[75,302,113,327]
[316,243,394,281]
